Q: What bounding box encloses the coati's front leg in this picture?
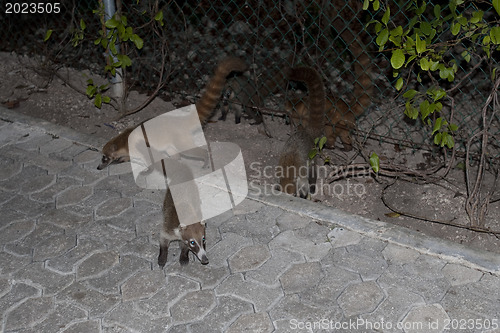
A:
[158,237,170,268]
[179,242,190,265]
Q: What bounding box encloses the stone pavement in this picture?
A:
[0,107,500,333]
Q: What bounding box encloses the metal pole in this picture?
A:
[102,0,124,99]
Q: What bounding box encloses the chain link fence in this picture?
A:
[1,0,498,157]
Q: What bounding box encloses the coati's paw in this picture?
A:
[158,254,168,268]
[179,255,189,266]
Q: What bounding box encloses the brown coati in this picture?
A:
[286,47,372,151]
[278,66,325,198]
[97,127,135,170]
[97,56,247,170]
[286,1,373,151]
[158,186,208,267]
[219,69,286,125]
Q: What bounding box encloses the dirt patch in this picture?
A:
[1,52,499,253]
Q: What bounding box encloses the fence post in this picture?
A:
[103,0,124,99]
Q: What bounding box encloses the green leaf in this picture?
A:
[395,77,404,91]
[130,34,144,49]
[391,49,405,69]
[403,89,418,99]
[369,153,380,173]
[434,132,442,145]
[382,7,390,25]
[420,22,432,36]
[415,34,426,54]
[444,132,455,148]
[376,28,389,47]
[470,10,483,24]
[102,95,111,104]
[461,50,471,62]
[363,0,369,11]
[449,123,458,132]
[494,0,500,16]
[308,149,318,160]
[80,19,86,30]
[429,60,439,71]
[105,17,120,29]
[433,117,443,134]
[44,30,53,42]
[155,10,164,21]
[94,94,102,108]
[420,57,430,71]
[434,89,446,101]
[420,100,431,120]
[490,26,500,44]
[404,101,419,119]
[433,4,441,18]
[86,85,96,97]
[319,136,327,149]
[451,22,460,36]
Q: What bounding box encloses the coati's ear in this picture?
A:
[200,221,206,226]
[179,224,187,230]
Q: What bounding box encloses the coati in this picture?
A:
[286,46,372,151]
[219,70,286,125]
[97,57,247,267]
[97,127,135,170]
[158,187,208,267]
[220,76,263,124]
[97,56,247,170]
[278,66,325,198]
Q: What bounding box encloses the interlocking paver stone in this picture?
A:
[228,244,271,273]
[170,290,216,324]
[270,229,332,261]
[33,233,77,261]
[14,262,74,295]
[226,312,274,333]
[0,283,40,320]
[215,274,283,311]
[4,296,53,331]
[188,296,253,333]
[95,197,133,218]
[104,301,170,333]
[136,274,199,319]
[46,237,105,273]
[0,219,35,244]
[402,303,450,333]
[245,247,304,286]
[442,263,483,286]
[120,269,165,301]
[77,251,120,280]
[280,262,323,294]
[1,112,500,333]
[56,185,94,208]
[337,281,385,317]
[59,281,120,317]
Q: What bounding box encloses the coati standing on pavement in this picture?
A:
[97,56,247,170]
[158,183,208,267]
[278,66,325,198]
[97,57,247,266]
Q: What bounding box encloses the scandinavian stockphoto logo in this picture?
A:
[128,104,248,226]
